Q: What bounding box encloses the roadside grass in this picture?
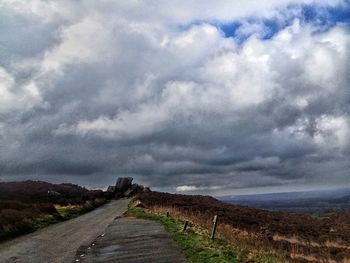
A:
[55,199,105,219]
[0,214,60,241]
[0,198,107,243]
[127,205,281,263]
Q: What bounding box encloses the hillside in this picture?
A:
[0,181,105,242]
[135,191,350,263]
[0,180,104,205]
[2,180,350,262]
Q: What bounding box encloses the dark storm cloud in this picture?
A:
[0,0,349,194]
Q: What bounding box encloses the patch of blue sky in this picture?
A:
[300,2,350,30]
[183,2,350,45]
[216,17,290,44]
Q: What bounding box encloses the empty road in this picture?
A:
[75,217,187,263]
[0,199,130,263]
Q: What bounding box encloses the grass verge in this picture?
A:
[127,204,281,263]
[55,199,106,220]
[0,214,60,242]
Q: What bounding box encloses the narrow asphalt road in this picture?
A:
[0,199,130,263]
[76,217,187,263]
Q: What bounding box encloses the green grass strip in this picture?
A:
[127,206,282,263]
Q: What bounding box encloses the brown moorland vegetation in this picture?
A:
[0,180,104,205]
[135,191,350,263]
[0,181,106,242]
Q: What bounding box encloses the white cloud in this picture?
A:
[314,115,350,150]
[54,103,170,139]
[176,185,199,192]
[176,185,222,192]
[0,0,349,191]
[0,67,43,113]
[40,16,110,74]
[54,21,349,142]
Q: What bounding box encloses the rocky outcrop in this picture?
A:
[106,186,115,193]
[115,177,133,193]
[108,177,150,198]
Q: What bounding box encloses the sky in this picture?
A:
[0,0,349,195]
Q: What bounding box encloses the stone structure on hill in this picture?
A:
[107,177,150,198]
[106,186,115,193]
[115,177,133,193]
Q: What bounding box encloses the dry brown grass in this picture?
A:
[135,191,350,263]
[0,181,107,242]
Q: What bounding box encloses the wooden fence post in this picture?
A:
[183,220,189,231]
[211,215,218,240]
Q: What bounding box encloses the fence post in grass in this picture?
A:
[183,220,189,232]
[211,215,218,240]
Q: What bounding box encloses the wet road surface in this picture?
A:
[76,217,186,263]
[0,199,130,263]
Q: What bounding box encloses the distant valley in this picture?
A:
[219,188,350,217]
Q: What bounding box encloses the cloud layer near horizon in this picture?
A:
[0,0,349,194]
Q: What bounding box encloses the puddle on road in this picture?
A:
[100,244,122,253]
[97,244,123,260]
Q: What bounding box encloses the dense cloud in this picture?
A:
[0,0,349,194]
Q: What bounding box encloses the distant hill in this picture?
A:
[218,188,350,216]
